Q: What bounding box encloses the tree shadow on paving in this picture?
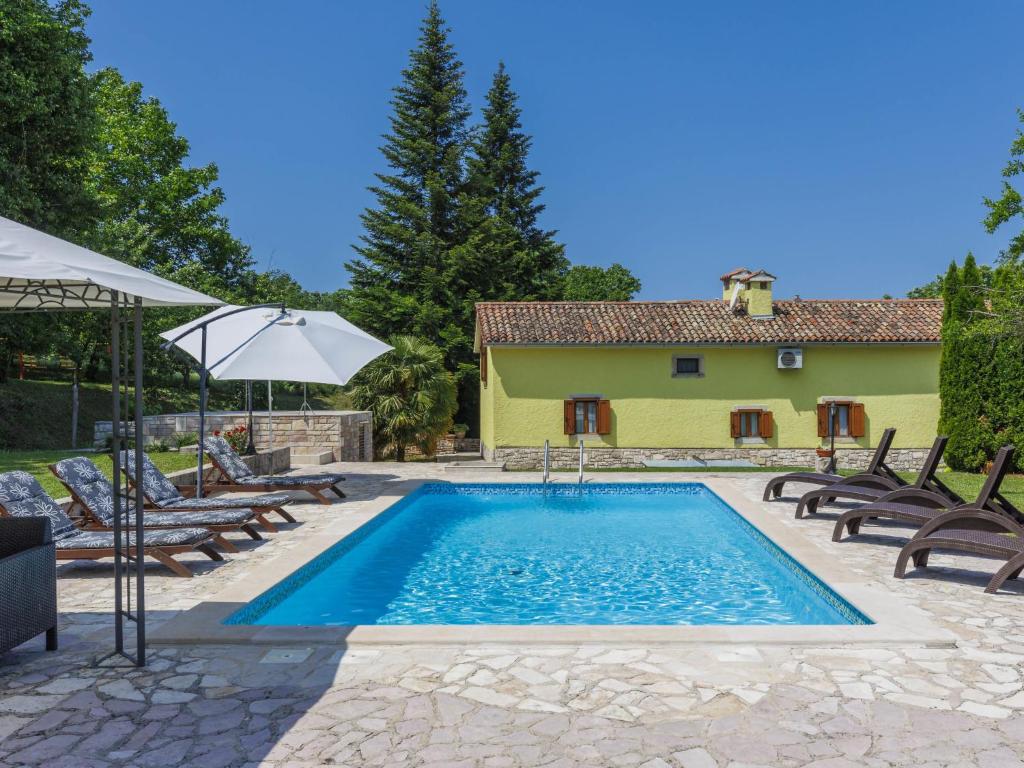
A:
[0,610,361,767]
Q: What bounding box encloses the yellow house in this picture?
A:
[474,269,943,470]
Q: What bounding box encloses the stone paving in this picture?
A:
[2,464,1024,767]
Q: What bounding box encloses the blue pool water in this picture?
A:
[227,483,868,626]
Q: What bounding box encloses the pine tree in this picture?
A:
[345,1,471,352]
[464,62,567,300]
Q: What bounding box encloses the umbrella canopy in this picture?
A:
[0,215,222,308]
[160,305,392,385]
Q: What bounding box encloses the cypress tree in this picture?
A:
[941,260,963,324]
[957,252,986,320]
[464,62,567,300]
[345,1,471,352]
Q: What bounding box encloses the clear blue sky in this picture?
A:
[86,1,1023,300]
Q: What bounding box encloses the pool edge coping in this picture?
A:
[149,477,956,648]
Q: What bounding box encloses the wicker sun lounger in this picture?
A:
[121,450,295,528]
[0,517,57,653]
[832,445,1020,542]
[51,457,266,554]
[200,437,346,505]
[0,471,221,577]
[795,436,960,519]
[763,427,899,501]
[895,481,1024,594]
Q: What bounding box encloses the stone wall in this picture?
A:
[483,443,935,472]
[94,410,374,462]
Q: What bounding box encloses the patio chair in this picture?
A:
[832,445,1021,542]
[0,471,221,578]
[201,437,346,505]
[762,427,900,501]
[795,436,961,519]
[1,517,57,653]
[120,450,295,528]
[51,457,266,553]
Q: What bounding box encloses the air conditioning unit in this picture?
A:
[777,347,803,369]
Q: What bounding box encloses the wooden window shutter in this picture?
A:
[730,412,742,438]
[850,403,866,437]
[759,410,774,439]
[479,347,487,384]
[563,400,576,435]
[816,404,829,437]
[597,400,612,435]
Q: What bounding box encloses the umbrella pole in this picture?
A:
[245,380,255,455]
[196,326,207,499]
[267,380,273,450]
[132,297,146,665]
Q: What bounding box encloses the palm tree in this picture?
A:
[348,335,457,461]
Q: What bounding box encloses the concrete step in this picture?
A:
[441,461,506,471]
[292,450,334,466]
[435,452,483,463]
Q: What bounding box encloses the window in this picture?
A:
[479,346,487,385]
[817,401,865,438]
[672,354,704,377]
[563,398,611,435]
[730,409,773,439]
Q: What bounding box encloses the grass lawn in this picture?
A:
[0,449,197,500]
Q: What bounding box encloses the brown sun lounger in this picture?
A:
[795,436,961,519]
[120,450,295,529]
[832,445,1019,542]
[0,471,221,578]
[763,427,899,501]
[200,437,346,505]
[50,457,266,554]
[895,455,1024,593]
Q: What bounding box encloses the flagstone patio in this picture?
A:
[2,463,1023,767]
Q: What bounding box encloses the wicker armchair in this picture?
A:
[0,517,58,653]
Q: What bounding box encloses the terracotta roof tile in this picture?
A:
[476,299,943,346]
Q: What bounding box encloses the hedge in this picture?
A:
[939,319,1024,471]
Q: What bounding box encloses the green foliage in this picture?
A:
[940,254,987,324]
[348,336,457,461]
[939,319,1024,471]
[172,431,198,449]
[560,263,642,301]
[983,108,1024,261]
[0,0,97,236]
[464,62,568,302]
[0,0,99,382]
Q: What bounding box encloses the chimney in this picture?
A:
[720,268,776,318]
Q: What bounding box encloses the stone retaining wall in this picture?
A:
[483,444,935,472]
[94,411,373,462]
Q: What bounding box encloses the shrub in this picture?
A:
[940,319,1024,471]
[172,431,199,449]
[213,425,248,454]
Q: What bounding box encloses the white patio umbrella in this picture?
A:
[0,214,222,667]
[160,304,391,458]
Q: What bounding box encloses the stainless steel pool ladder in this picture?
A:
[577,440,584,484]
[542,440,550,484]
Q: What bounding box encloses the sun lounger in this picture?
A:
[795,436,961,519]
[832,445,1020,541]
[0,471,220,577]
[201,437,346,505]
[51,457,267,553]
[763,427,900,501]
[894,450,1024,593]
[121,450,295,528]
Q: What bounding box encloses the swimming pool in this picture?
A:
[226,483,869,626]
